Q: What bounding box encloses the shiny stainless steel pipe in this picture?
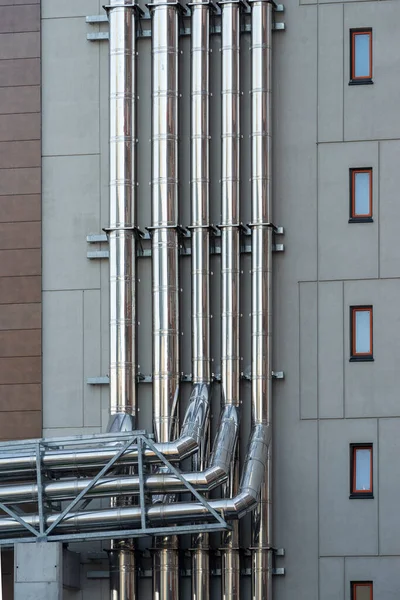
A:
[249,1,273,599]
[190,2,211,598]
[150,1,180,598]
[0,404,238,504]
[106,2,139,598]
[107,0,137,431]
[0,389,211,478]
[220,1,241,598]
[151,2,180,446]
[0,424,269,538]
[109,545,136,600]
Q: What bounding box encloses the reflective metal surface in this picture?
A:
[151,3,180,446]
[0,397,212,478]
[249,2,273,598]
[107,2,139,597]
[109,543,136,600]
[190,3,212,597]
[220,2,241,598]
[0,423,268,537]
[107,0,137,423]
[151,1,180,597]
[0,404,238,504]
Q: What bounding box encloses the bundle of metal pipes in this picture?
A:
[0,0,274,598]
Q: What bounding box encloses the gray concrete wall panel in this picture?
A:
[273,4,317,284]
[318,142,378,281]
[344,279,400,418]
[42,155,100,291]
[378,418,400,555]
[274,420,318,600]
[318,5,343,143]
[319,418,378,556]
[299,281,318,419]
[83,289,101,427]
[344,557,400,600]
[344,2,400,141]
[379,140,400,278]
[318,281,344,419]
[42,0,100,19]
[319,557,344,600]
[43,290,84,429]
[41,17,100,156]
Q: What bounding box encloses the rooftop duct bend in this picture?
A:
[150,0,180,597]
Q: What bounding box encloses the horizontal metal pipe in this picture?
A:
[0,405,238,504]
[0,385,210,477]
[0,424,268,538]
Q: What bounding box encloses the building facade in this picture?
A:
[0,0,399,598]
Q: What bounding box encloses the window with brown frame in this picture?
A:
[350,306,373,361]
[350,444,373,499]
[351,581,373,600]
[350,29,373,84]
[349,168,373,222]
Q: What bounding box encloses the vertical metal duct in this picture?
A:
[150,0,180,597]
[190,2,211,599]
[220,1,241,598]
[249,1,273,598]
[106,1,138,598]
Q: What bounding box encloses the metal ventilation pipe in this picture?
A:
[150,0,180,597]
[249,1,273,598]
[219,1,241,598]
[190,1,212,598]
[0,423,269,538]
[106,1,139,598]
[0,405,238,504]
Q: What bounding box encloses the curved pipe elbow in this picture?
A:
[152,383,211,462]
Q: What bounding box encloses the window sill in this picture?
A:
[349,493,374,500]
[349,217,373,224]
[349,356,374,362]
[349,79,373,86]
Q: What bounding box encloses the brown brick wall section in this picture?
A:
[0,1,42,456]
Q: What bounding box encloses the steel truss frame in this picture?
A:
[0,431,230,546]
